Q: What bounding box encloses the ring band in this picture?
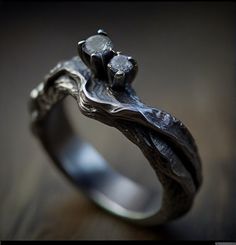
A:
[29,30,202,225]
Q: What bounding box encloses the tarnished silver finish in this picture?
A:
[29,31,202,226]
[107,54,138,90]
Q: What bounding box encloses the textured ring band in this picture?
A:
[29,30,202,225]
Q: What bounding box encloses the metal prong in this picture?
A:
[97,29,107,36]
[107,62,114,84]
[112,70,125,89]
[110,49,117,56]
[77,40,85,59]
[90,53,103,77]
[127,56,137,66]
[117,51,122,55]
[127,56,138,81]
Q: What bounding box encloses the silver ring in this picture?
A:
[29,29,202,226]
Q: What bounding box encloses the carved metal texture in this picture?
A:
[29,31,202,225]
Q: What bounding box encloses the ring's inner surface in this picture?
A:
[39,99,162,220]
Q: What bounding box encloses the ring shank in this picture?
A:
[36,101,162,223]
[30,56,200,225]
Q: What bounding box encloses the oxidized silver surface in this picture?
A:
[29,30,202,225]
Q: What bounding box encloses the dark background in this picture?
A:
[0,1,235,240]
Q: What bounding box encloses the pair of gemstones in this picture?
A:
[77,29,138,90]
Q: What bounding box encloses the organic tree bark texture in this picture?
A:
[0,2,235,240]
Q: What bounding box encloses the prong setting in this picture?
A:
[128,56,137,66]
[107,54,138,90]
[77,30,115,79]
[77,40,85,60]
[97,29,108,36]
[77,29,138,88]
[90,53,103,77]
[113,70,125,89]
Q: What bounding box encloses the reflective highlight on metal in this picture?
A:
[29,30,202,226]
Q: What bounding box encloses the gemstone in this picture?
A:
[84,34,113,54]
[109,55,133,72]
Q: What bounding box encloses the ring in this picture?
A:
[29,29,202,226]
